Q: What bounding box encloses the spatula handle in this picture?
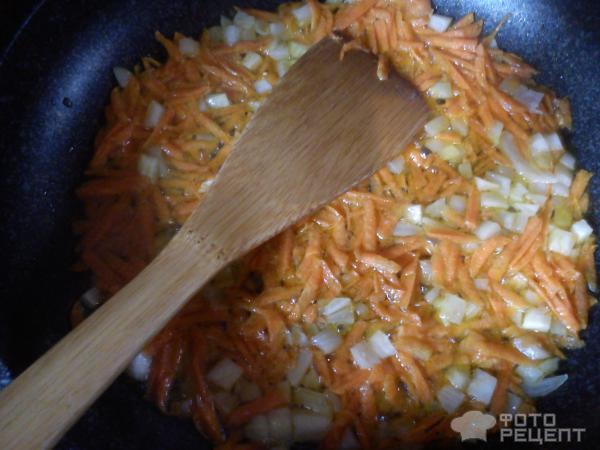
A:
[0,236,221,449]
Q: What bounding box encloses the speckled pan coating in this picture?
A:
[0,0,598,448]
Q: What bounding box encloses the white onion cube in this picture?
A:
[521,307,551,332]
[207,358,244,391]
[350,341,381,369]
[113,66,132,88]
[428,14,452,32]
[571,219,593,242]
[178,37,199,57]
[437,385,465,413]
[368,331,396,359]
[467,369,497,405]
[474,221,501,240]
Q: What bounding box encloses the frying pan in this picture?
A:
[0,0,599,448]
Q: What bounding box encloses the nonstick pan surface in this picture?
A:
[0,0,599,448]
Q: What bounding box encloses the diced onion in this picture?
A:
[436,293,467,325]
[393,221,420,237]
[423,138,445,153]
[289,41,309,59]
[293,388,332,417]
[467,369,497,405]
[424,287,440,303]
[513,202,540,216]
[448,195,466,214]
[523,289,542,305]
[242,52,263,70]
[178,37,199,57]
[419,260,432,285]
[213,391,239,416]
[254,20,270,36]
[234,10,256,29]
[439,144,464,163]
[207,358,244,391]
[512,336,551,360]
[545,132,564,151]
[499,77,520,95]
[144,100,164,128]
[521,307,551,332]
[548,227,576,256]
[487,121,504,146]
[486,171,511,197]
[481,192,508,209]
[475,177,500,192]
[404,204,423,224]
[500,132,557,184]
[571,219,593,242]
[474,278,489,291]
[276,60,292,77]
[224,24,241,46]
[245,414,270,444]
[510,182,528,202]
[265,40,290,60]
[254,79,273,94]
[424,116,449,136]
[199,178,214,193]
[437,385,465,413]
[446,366,470,390]
[290,324,309,347]
[292,410,331,442]
[522,374,568,397]
[552,183,570,198]
[368,330,396,359]
[560,152,576,170]
[80,287,101,309]
[550,319,568,336]
[321,297,354,325]
[350,341,381,369]
[387,156,405,174]
[428,80,453,99]
[428,14,452,32]
[113,66,132,88]
[474,221,501,240]
[513,85,544,113]
[516,358,559,383]
[311,328,342,354]
[450,117,469,136]
[292,4,312,25]
[127,352,152,381]
[269,22,285,36]
[248,100,262,111]
[530,133,550,154]
[206,93,231,109]
[424,198,446,218]
[138,154,163,183]
[268,408,293,444]
[288,349,313,386]
[464,302,481,319]
[458,161,473,179]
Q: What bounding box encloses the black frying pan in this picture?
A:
[0,0,599,448]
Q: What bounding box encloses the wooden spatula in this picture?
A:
[0,38,428,448]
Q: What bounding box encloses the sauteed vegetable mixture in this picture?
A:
[73,0,596,447]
